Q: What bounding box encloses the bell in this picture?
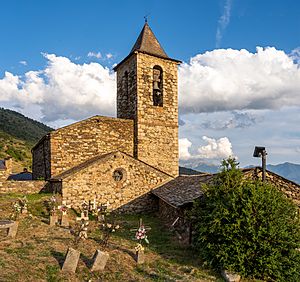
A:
[153,81,160,90]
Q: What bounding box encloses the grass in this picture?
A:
[0,192,225,282]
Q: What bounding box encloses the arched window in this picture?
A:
[153,66,163,106]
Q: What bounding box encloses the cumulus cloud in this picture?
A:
[106,53,113,59]
[87,51,102,59]
[290,47,300,64]
[179,138,192,160]
[216,0,233,48]
[0,53,116,122]
[198,136,233,159]
[201,111,260,130]
[179,136,234,161]
[179,47,300,114]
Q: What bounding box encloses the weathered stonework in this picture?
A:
[28,23,181,213]
[244,168,300,207]
[32,135,51,180]
[52,151,171,213]
[116,52,179,177]
[32,116,134,179]
[0,180,46,194]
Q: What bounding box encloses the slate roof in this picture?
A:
[51,151,172,181]
[130,23,169,59]
[152,167,300,208]
[113,23,181,71]
[152,174,213,208]
[8,172,32,181]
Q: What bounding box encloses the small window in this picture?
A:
[113,168,126,182]
[153,66,163,106]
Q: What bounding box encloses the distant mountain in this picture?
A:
[0,108,53,171]
[179,166,203,175]
[267,162,300,184]
[181,160,300,184]
[0,108,53,144]
[180,160,220,174]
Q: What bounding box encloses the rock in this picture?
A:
[61,247,80,273]
[136,250,145,264]
[221,270,241,282]
[7,221,19,238]
[90,250,109,271]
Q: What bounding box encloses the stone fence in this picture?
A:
[0,180,46,194]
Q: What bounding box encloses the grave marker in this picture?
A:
[90,250,109,271]
[61,247,80,273]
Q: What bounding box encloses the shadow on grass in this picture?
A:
[111,213,199,265]
[51,250,65,268]
[80,253,93,268]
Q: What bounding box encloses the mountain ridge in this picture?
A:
[180,160,300,184]
[0,108,53,171]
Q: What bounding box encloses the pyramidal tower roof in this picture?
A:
[130,22,169,59]
[114,22,181,70]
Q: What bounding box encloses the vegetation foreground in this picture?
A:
[0,193,222,282]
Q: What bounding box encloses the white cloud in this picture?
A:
[201,111,260,130]
[179,138,192,160]
[216,0,233,48]
[19,60,27,66]
[290,47,300,64]
[87,51,102,59]
[179,136,234,161]
[179,47,300,114]
[106,53,113,59]
[0,53,116,122]
[198,136,233,159]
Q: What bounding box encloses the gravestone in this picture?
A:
[136,250,145,264]
[90,250,109,271]
[0,220,19,238]
[61,214,69,227]
[61,247,80,273]
[50,214,58,226]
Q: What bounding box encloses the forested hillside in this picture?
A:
[0,108,53,171]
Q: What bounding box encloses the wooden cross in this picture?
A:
[76,211,89,222]
[130,218,151,233]
[58,201,71,215]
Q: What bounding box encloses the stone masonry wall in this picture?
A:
[0,180,46,194]
[116,52,179,177]
[136,53,179,177]
[116,54,137,120]
[32,135,51,180]
[32,116,134,178]
[244,168,300,206]
[61,151,172,213]
[0,170,8,183]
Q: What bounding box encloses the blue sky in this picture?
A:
[0,0,300,167]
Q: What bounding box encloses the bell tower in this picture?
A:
[114,23,181,177]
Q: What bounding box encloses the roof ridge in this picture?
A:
[130,22,169,59]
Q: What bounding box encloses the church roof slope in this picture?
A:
[51,151,173,181]
[130,22,169,59]
[152,174,213,208]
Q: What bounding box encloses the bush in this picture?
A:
[191,158,300,281]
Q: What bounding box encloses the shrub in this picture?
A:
[191,158,300,281]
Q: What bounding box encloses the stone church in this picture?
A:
[32,23,182,212]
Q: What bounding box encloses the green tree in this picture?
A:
[191,158,300,281]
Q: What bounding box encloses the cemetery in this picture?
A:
[0,192,222,281]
